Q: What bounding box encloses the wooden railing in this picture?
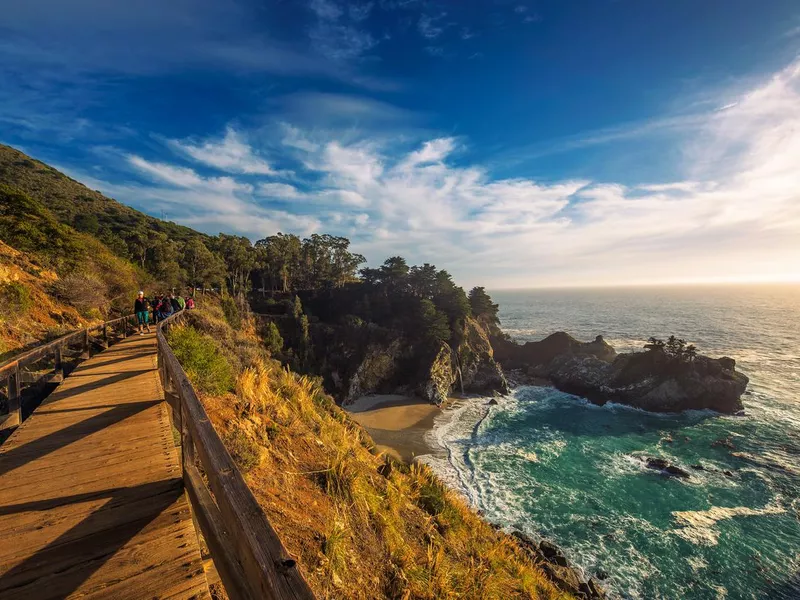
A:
[156,311,316,600]
[0,314,136,431]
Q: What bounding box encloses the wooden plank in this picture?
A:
[0,333,210,600]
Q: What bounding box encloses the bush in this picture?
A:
[223,427,261,472]
[221,295,241,329]
[167,324,235,395]
[0,281,33,320]
[262,321,283,355]
[50,272,110,316]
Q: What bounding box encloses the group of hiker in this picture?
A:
[133,291,195,335]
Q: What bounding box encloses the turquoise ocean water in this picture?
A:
[422,285,800,600]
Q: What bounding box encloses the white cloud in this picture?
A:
[309,0,343,20]
[259,182,305,199]
[418,14,446,39]
[399,137,456,168]
[169,127,276,175]
[268,59,800,287]
[349,2,373,21]
[86,58,800,287]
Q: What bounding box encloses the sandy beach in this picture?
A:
[346,394,447,463]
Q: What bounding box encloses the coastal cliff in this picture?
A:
[492,332,749,413]
[304,316,508,405]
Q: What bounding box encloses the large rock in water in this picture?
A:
[492,331,748,413]
[547,350,749,413]
[492,332,617,370]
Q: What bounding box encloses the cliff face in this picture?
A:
[418,317,509,405]
[306,317,507,406]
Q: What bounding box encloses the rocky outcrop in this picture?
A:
[345,339,405,402]
[547,350,748,413]
[457,317,508,394]
[494,332,748,413]
[310,317,507,406]
[418,343,457,405]
[419,318,508,405]
[511,531,606,599]
[492,332,617,372]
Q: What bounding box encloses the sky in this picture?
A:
[1,0,799,288]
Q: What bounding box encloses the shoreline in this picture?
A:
[345,394,454,463]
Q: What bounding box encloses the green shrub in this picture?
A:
[167,324,235,395]
[0,281,33,319]
[221,295,241,329]
[223,427,261,472]
[262,321,283,355]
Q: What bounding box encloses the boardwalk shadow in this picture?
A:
[41,370,153,404]
[86,349,154,369]
[0,480,185,599]
[0,400,159,478]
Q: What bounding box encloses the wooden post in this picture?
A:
[122,318,127,339]
[53,346,64,383]
[81,329,90,360]
[102,323,108,348]
[8,364,22,428]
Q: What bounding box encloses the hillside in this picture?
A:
[0,184,144,358]
[170,300,574,600]
[0,144,209,254]
[0,144,224,356]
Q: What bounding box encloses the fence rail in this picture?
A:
[156,311,316,600]
[0,314,136,430]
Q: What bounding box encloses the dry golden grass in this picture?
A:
[185,304,573,600]
[0,241,90,358]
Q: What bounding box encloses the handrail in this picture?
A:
[0,313,136,430]
[156,311,316,600]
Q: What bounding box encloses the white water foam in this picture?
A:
[670,501,786,546]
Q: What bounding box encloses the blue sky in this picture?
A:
[2,0,800,287]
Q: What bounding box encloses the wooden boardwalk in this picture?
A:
[0,333,210,599]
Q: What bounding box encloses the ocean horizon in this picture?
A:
[421,283,800,599]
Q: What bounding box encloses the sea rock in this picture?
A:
[492,332,617,369]
[511,531,607,599]
[645,457,690,478]
[546,347,748,414]
[492,331,748,413]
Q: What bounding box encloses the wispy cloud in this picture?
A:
[349,2,374,21]
[169,127,276,175]
[418,13,447,39]
[307,0,379,63]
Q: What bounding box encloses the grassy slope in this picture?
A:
[0,184,146,358]
[171,301,572,600]
[0,144,208,249]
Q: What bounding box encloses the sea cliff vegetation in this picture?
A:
[168,299,570,599]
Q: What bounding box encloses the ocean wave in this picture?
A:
[670,501,786,546]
